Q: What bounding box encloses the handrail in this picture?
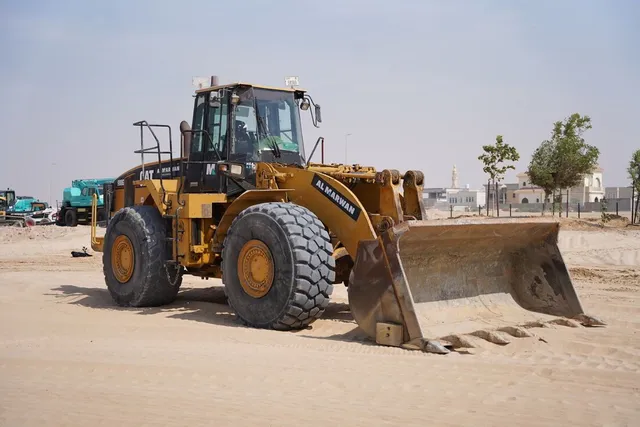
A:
[306,136,325,166]
[90,193,104,252]
[132,121,174,207]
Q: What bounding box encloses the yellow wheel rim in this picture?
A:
[237,239,275,298]
[112,235,135,283]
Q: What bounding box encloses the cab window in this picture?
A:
[191,94,206,153]
[206,94,228,159]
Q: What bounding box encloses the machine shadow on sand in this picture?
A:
[48,284,359,335]
[48,282,600,354]
[46,284,472,352]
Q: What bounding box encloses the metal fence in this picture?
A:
[497,199,631,214]
[429,198,638,222]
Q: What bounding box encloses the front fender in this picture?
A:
[211,189,290,250]
[273,166,377,259]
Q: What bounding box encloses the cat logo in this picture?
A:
[139,169,155,180]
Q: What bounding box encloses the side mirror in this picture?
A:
[315,104,322,123]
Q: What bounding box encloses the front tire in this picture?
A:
[222,202,335,330]
[103,205,183,307]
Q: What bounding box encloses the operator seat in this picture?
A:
[235,120,250,149]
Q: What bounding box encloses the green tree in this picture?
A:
[527,139,555,205]
[527,113,600,216]
[628,149,640,191]
[478,135,520,216]
[552,114,599,189]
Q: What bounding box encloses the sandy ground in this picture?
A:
[1,220,639,427]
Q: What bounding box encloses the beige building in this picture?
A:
[423,186,486,210]
[484,183,519,205]
[423,165,486,210]
[513,174,546,203]
[513,166,605,204]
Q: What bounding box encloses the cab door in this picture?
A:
[184,94,207,192]
[200,91,228,194]
[185,92,228,193]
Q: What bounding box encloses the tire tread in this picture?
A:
[222,202,335,330]
[103,205,182,307]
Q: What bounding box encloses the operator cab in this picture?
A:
[0,190,16,208]
[181,83,321,196]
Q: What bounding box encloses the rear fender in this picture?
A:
[132,179,180,209]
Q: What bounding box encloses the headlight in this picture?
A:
[218,162,244,178]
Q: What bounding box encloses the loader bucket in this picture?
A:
[347,218,598,352]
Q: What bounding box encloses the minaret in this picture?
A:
[452,165,459,189]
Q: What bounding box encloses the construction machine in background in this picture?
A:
[89,77,604,354]
[0,189,13,224]
[0,196,6,225]
[57,178,114,227]
[0,189,27,227]
[7,198,56,225]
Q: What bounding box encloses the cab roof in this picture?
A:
[195,82,306,94]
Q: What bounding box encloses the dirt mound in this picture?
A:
[423,209,450,220]
[556,215,630,231]
[570,266,640,287]
[0,225,79,243]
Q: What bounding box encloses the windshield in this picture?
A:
[230,87,305,165]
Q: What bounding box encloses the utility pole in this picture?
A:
[344,133,352,164]
[49,162,57,206]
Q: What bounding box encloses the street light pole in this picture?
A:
[344,133,352,164]
[49,162,56,206]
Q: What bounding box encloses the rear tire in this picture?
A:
[222,202,335,330]
[103,205,183,307]
[64,209,77,227]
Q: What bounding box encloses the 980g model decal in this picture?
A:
[114,160,182,188]
[311,174,361,221]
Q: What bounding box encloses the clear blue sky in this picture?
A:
[1,0,638,204]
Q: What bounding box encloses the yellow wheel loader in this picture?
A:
[0,195,6,224]
[90,78,604,354]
